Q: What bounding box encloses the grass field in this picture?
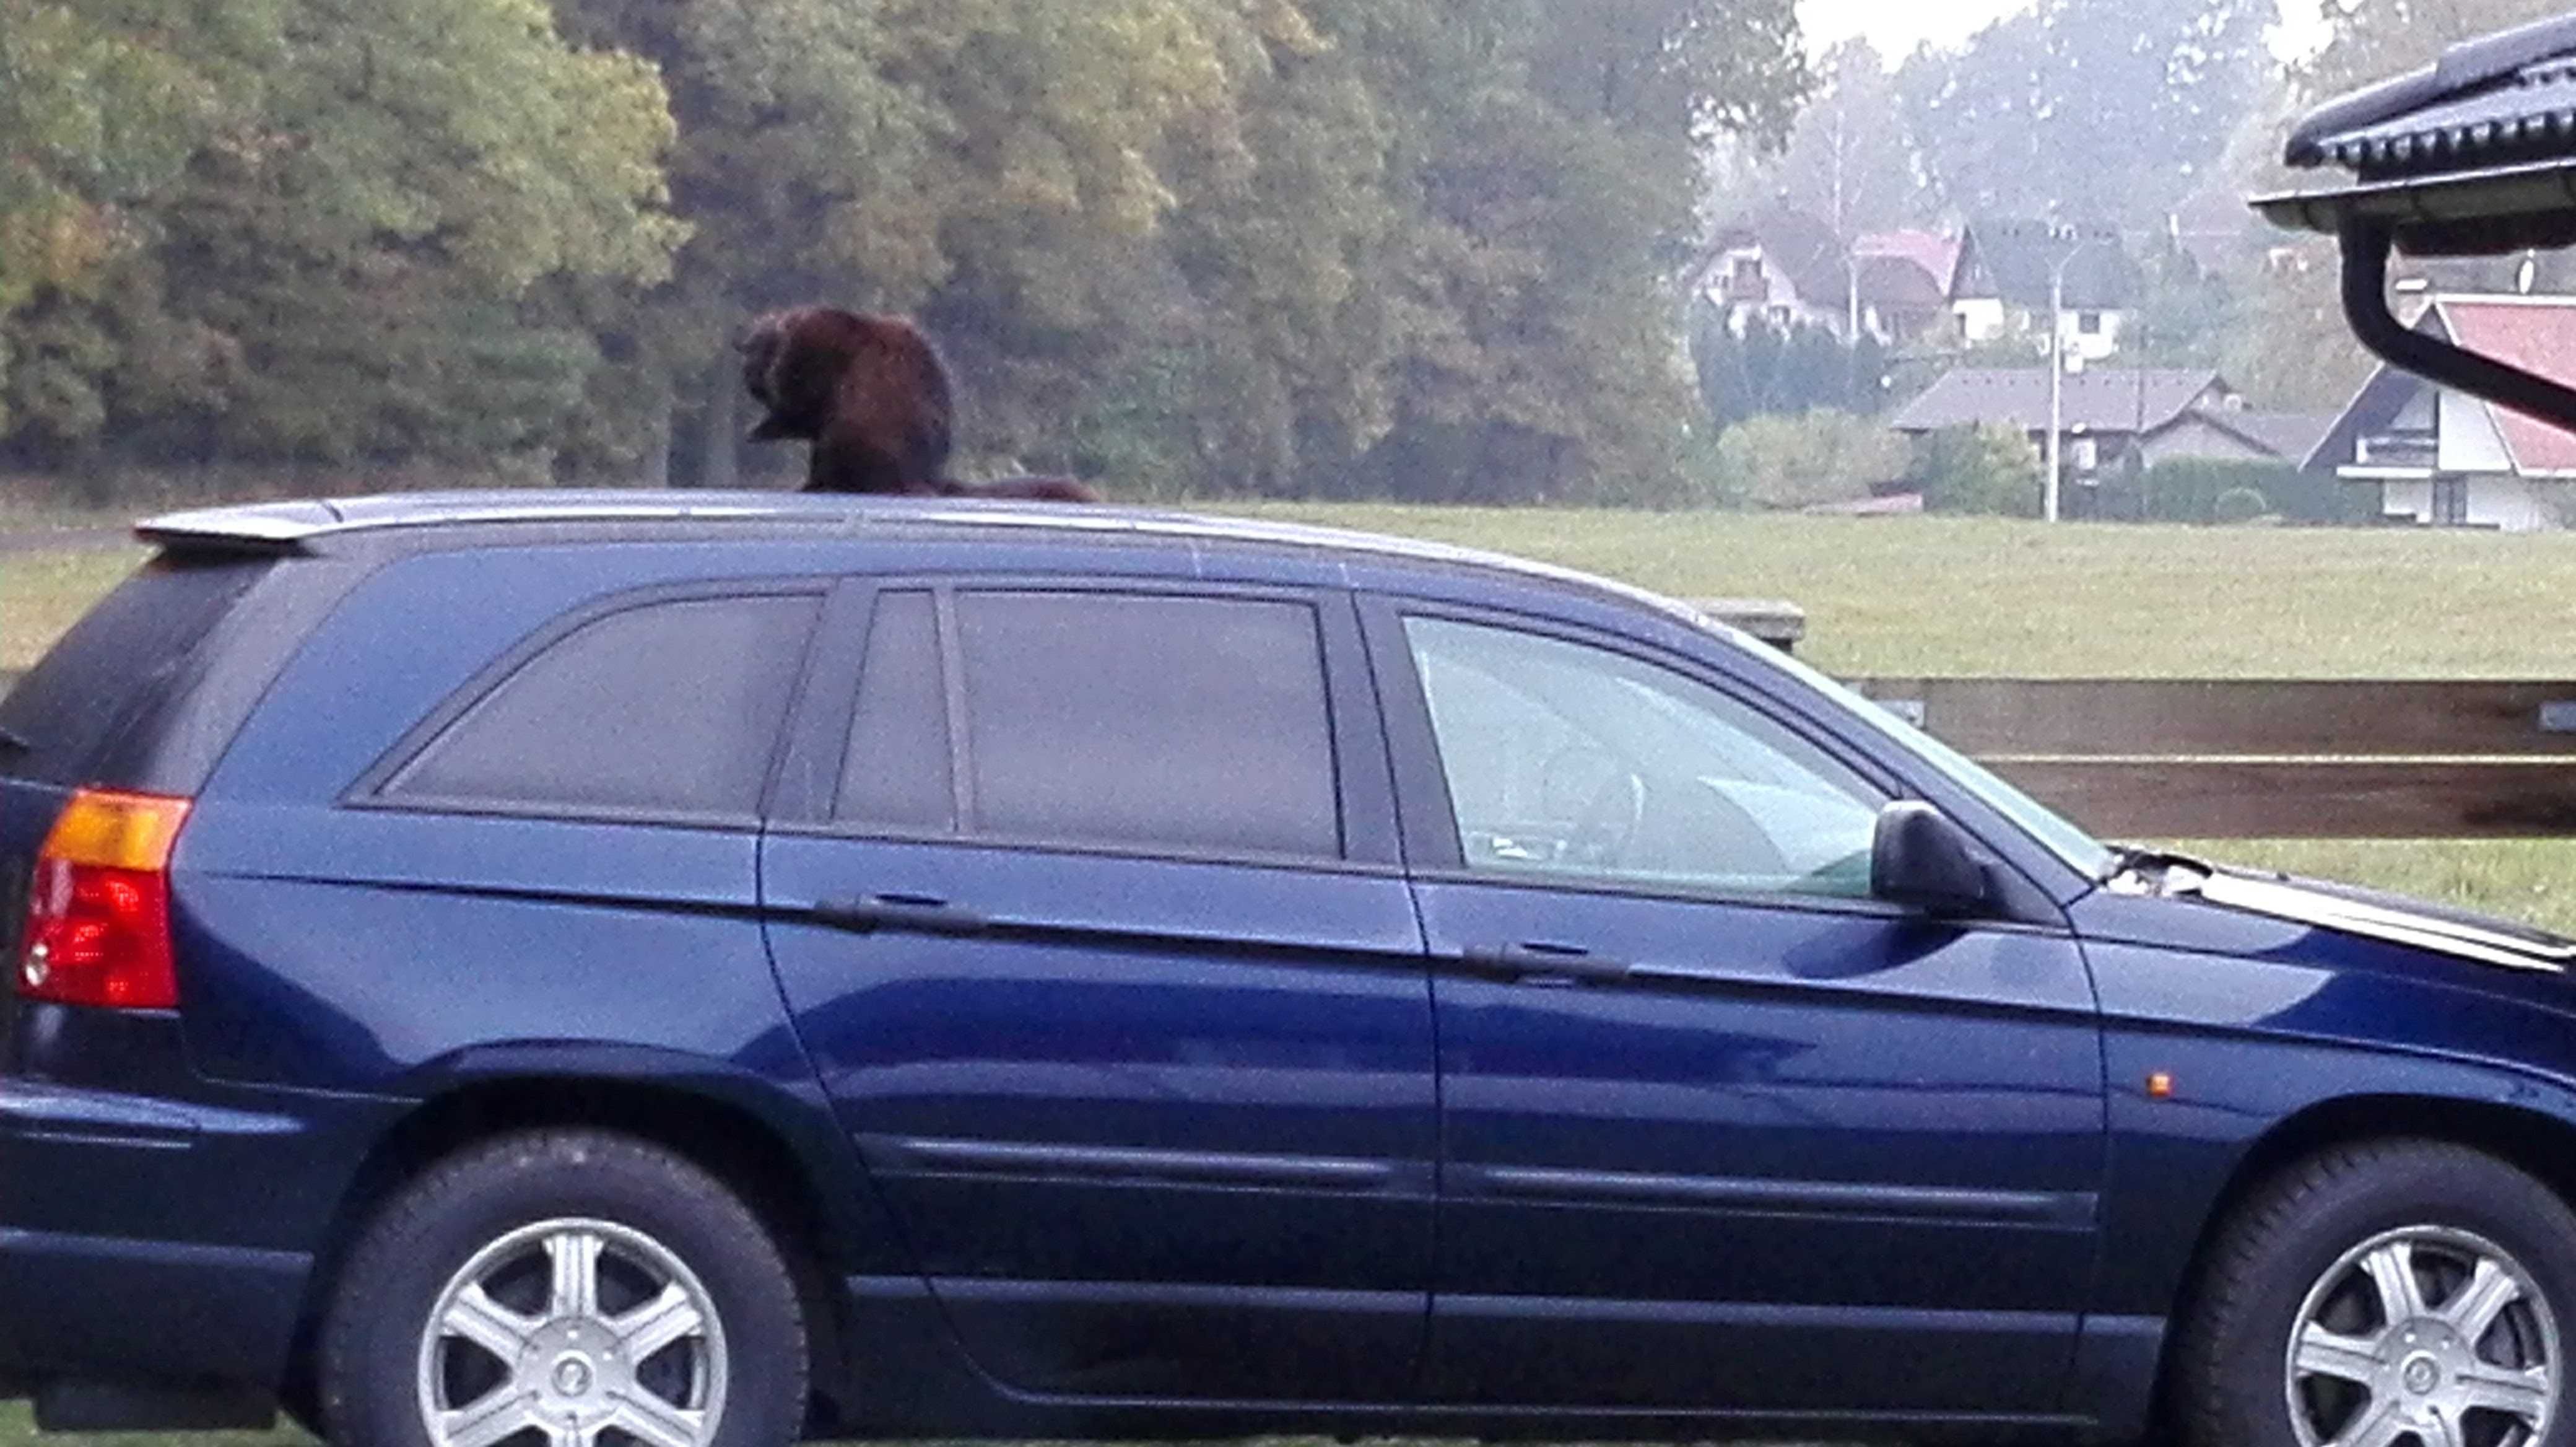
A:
[26,506,2576,678]
[8,505,2576,1446]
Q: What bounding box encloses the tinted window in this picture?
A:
[386,594,818,818]
[954,592,1340,858]
[837,592,954,831]
[1404,616,1886,897]
[0,553,274,786]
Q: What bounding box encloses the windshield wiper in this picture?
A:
[0,725,30,754]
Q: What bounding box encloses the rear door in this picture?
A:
[760,577,1437,1402]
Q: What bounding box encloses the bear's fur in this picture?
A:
[738,308,1098,502]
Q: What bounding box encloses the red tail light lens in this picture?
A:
[17,789,192,1010]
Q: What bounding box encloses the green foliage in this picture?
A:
[1715,38,1925,236]
[1895,0,2271,231]
[0,0,1807,499]
[2211,485,2269,524]
[1692,313,1891,428]
[0,0,684,471]
[1697,409,1905,511]
[1908,422,2043,517]
[2081,458,2378,526]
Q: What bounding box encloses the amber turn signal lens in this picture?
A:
[38,790,191,872]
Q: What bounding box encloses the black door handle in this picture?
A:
[1462,942,1630,986]
[815,893,988,937]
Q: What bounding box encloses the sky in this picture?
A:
[1796,0,2334,63]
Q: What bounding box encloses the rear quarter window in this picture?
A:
[377,593,821,821]
[0,553,276,787]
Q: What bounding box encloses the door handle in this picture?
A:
[1462,942,1631,986]
[814,893,988,937]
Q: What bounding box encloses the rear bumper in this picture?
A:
[0,1010,405,1392]
[0,1226,308,1386]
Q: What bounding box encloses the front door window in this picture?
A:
[1401,616,1886,898]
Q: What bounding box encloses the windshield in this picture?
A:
[1747,637,2121,881]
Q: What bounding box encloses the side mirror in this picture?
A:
[1871,802,1993,916]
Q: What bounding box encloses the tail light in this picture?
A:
[16,789,192,1010]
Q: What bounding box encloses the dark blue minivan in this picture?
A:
[4,493,2576,1447]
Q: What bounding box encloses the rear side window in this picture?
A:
[382,594,819,820]
[952,592,1341,859]
[0,553,275,786]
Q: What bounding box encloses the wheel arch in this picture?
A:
[281,1052,890,1434]
[2144,1091,2576,1435]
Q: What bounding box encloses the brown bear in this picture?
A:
[738,307,1099,502]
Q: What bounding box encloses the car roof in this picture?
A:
[136,490,1727,640]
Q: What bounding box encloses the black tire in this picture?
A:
[2173,1137,2576,1447]
[320,1129,807,1447]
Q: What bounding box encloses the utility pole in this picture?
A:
[2043,223,2094,525]
[2046,259,2065,523]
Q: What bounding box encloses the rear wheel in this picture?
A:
[320,1130,807,1447]
[2174,1139,2576,1447]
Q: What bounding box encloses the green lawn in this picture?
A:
[24,506,2576,678]
[1222,505,2576,679]
[1,549,144,674]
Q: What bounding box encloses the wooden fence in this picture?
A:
[1852,678,2576,839]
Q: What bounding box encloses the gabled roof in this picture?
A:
[2431,296,2576,471]
[1709,213,1952,313]
[2303,295,2576,473]
[1951,219,2142,310]
[1711,209,1848,307]
[1855,230,1959,294]
[1889,367,2229,434]
[1856,254,1947,311]
[2226,412,2342,463]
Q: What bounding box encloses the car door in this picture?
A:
[1362,598,2105,1417]
[760,578,1435,1403]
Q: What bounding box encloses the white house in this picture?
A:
[1699,211,1953,346]
[2305,295,2576,531]
[1948,219,2143,362]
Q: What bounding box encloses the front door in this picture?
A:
[1366,601,2105,1416]
[761,580,1434,1402]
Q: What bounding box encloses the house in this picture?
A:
[1948,219,2144,361]
[1699,212,1956,346]
[1889,366,2317,480]
[2304,294,2576,531]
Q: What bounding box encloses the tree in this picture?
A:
[1897,0,2275,231]
[0,0,684,465]
[1692,311,1889,427]
[1910,422,2044,516]
[1335,0,1806,502]
[1724,40,1927,238]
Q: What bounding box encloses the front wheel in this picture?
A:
[2174,1139,2576,1447]
[320,1130,808,1447]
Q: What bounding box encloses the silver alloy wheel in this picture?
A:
[417,1218,728,1447]
[2286,1225,2559,1447]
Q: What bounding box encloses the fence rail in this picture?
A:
[1853,678,2576,839]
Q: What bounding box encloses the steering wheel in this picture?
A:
[1567,767,1647,869]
